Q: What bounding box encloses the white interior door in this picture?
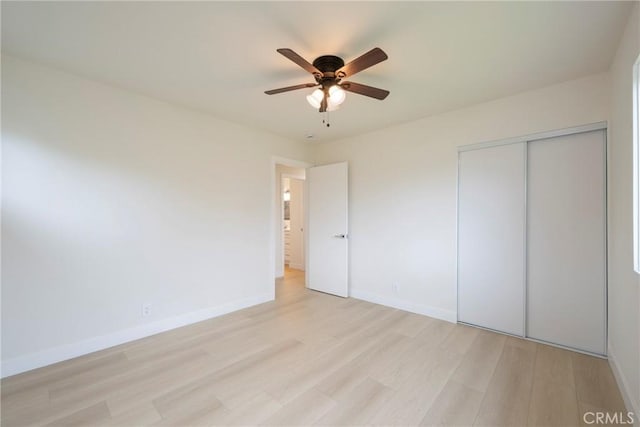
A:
[458,142,526,336]
[527,130,606,355]
[307,162,348,297]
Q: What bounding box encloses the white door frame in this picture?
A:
[270,156,313,297]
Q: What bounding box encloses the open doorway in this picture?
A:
[271,158,349,300]
[273,159,310,297]
[283,175,305,271]
[279,169,305,280]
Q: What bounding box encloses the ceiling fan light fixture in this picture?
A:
[328,85,346,106]
[326,102,340,112]
[306,88,324,109]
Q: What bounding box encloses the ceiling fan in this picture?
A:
[265,47,390,115]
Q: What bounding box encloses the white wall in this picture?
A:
[1,55,311,376]
[313,72,610,322]
[608,4,640,417]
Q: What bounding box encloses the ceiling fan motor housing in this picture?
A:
[312,55,346,81]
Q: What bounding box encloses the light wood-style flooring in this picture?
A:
[1,268,627,426]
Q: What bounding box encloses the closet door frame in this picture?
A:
[456,121,608,357]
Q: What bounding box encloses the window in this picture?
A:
[634,54,640,273]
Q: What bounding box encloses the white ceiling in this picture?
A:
[1,1,632,143]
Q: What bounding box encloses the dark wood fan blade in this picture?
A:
[265,83,317,95]
[341,81,389,100]
[336,48,388,78]
[277,48,322,76]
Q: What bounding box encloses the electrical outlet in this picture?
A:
[142,302,152,317]
[392,283,400,294]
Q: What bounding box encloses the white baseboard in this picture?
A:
[1,292,272,378]
[350,289,457,323]
[608,341,640,425]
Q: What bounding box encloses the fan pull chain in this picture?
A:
[322,111,330,127]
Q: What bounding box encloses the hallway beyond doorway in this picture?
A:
[276,267,305,299]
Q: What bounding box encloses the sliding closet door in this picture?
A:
[527,130,606,355]
[458,142,526,336]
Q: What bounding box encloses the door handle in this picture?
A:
[333,234,348,239]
